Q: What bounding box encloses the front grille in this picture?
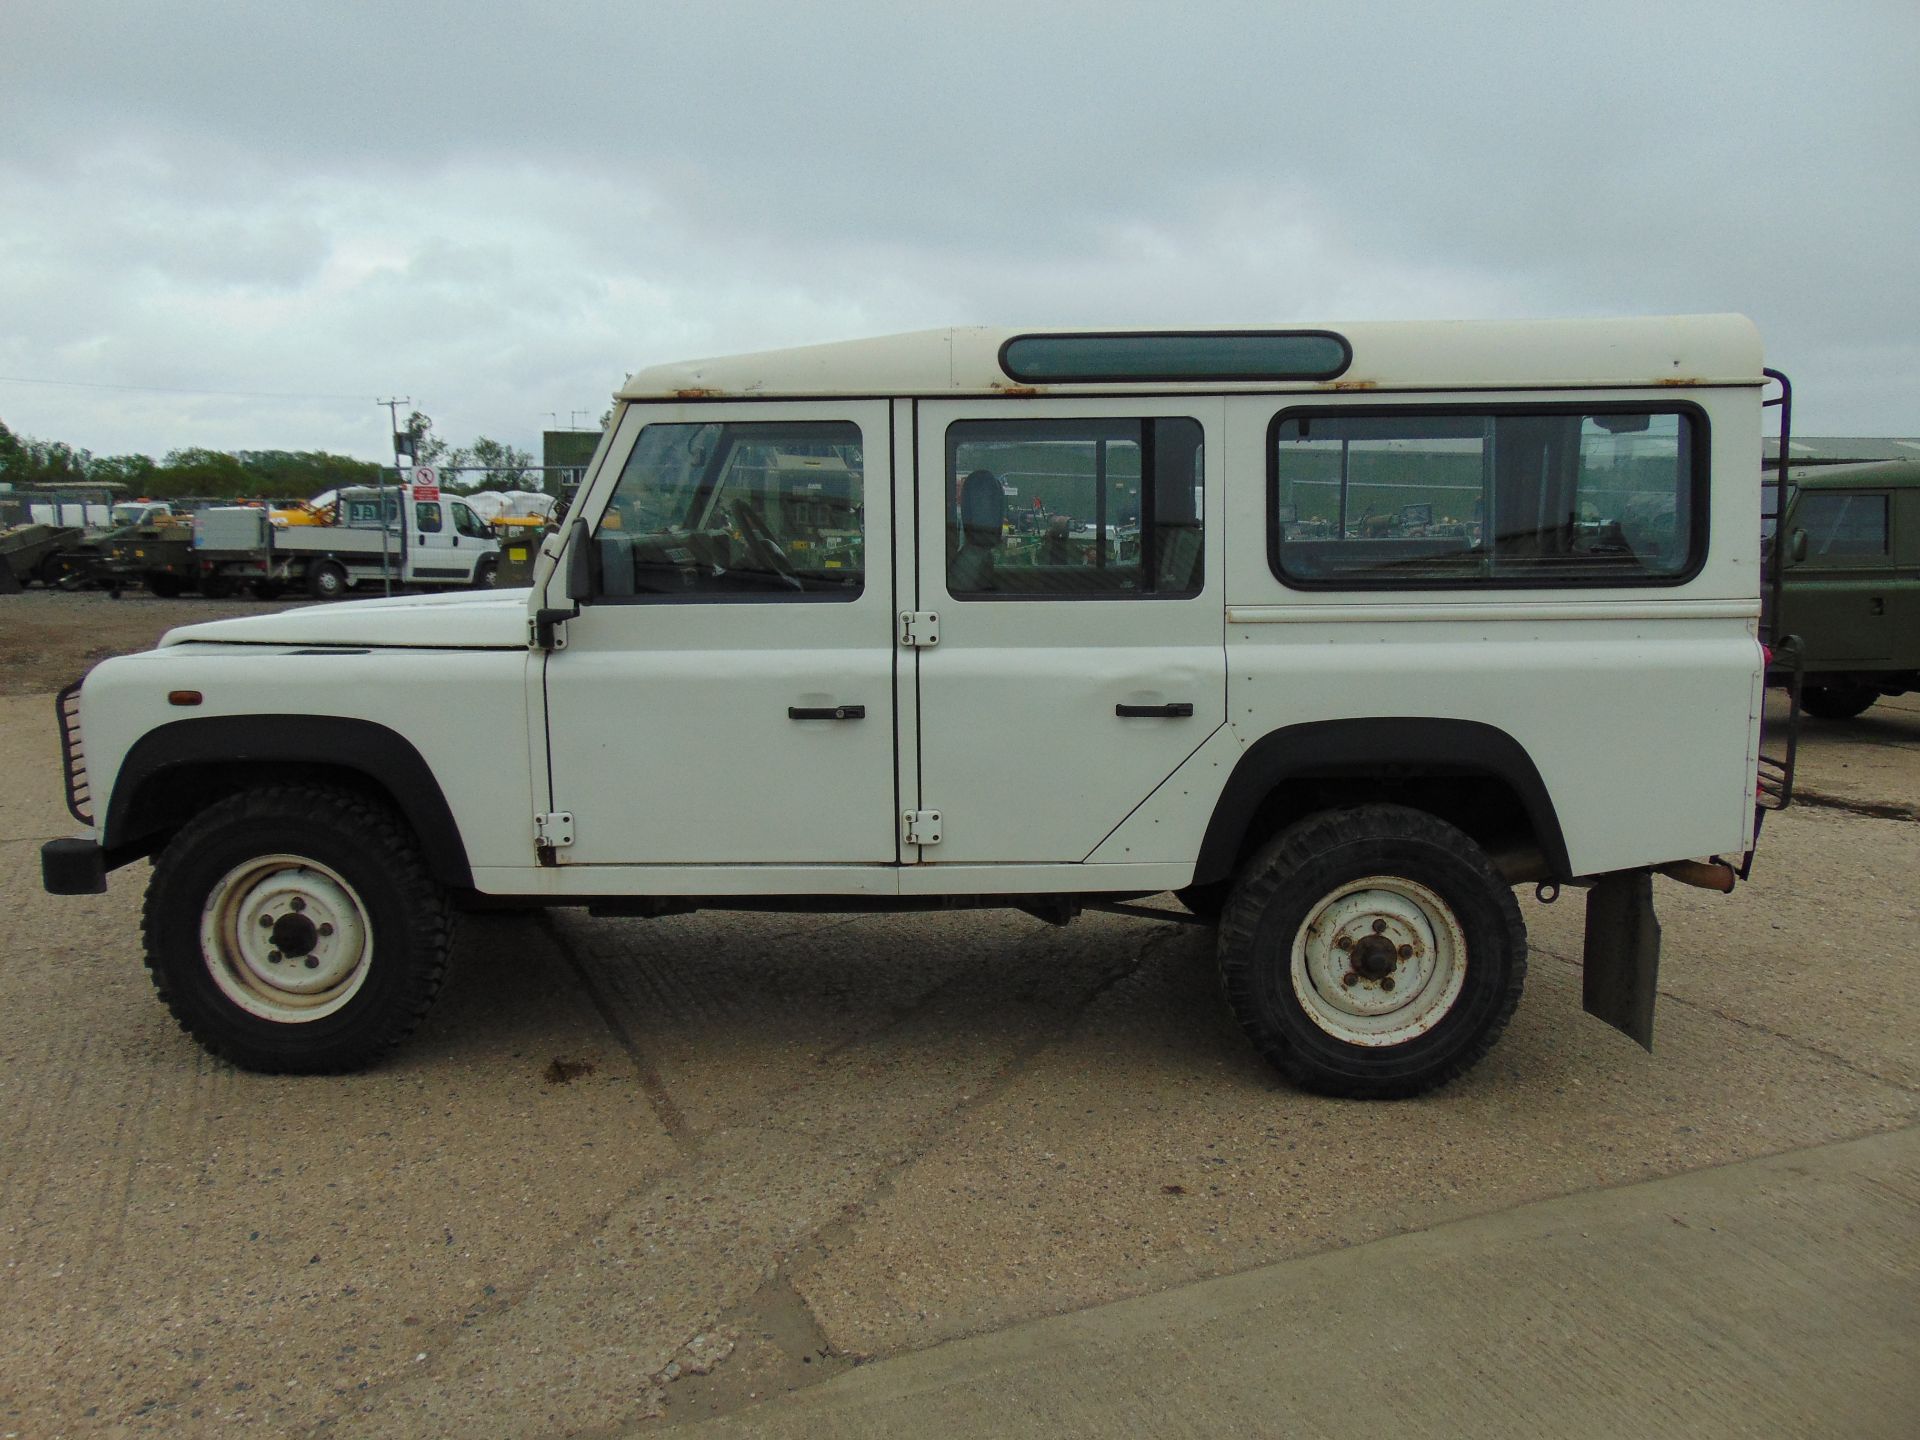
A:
[55,679,92,825]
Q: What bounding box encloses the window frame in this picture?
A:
[1789,490,1891,564]
[585,416,870,606]
[941,413,1207,603]
[1266,399,1711,591]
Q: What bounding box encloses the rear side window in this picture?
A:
[1793,492,1888,559]
[1270,406,1705,588]
[945,416,1204,599]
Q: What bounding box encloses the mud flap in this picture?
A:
[1582,870,1661,1051]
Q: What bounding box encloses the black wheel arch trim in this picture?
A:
[1192,718,1571,885]
[103,715,473,887]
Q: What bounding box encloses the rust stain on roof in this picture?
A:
[1657,377,1703,387]
[672,386,725,399]
[1325,378,1379,391]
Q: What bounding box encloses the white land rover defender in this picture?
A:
[42,318,1801,1097]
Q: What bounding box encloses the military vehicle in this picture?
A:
[1766,457,1919,718]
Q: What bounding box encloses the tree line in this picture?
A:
[0,414,542,502]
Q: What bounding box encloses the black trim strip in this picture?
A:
[104,715,473,888]
[1193,717,1571,883]
[1265,399,1712,592]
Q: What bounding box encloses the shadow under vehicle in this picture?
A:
[1765,458,1920,718]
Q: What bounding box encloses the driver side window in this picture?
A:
[591,421,865,601]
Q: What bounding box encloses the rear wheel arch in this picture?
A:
[103,715,473,889]
[1192,718,1571,888]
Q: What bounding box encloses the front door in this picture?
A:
[542,401,898,864]
[909,397,1227,864]
[1785,488,1895,665]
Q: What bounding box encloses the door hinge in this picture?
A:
[903,809,942,846]
[534,811,575,849]
[898,610,941,648]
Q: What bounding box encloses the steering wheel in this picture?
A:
[730,500,801,588]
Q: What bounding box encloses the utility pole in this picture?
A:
[376,396,411,597]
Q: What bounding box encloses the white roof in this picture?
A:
[617,315,1764,401]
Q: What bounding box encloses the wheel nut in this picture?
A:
[268,951,282,964]
[1341,972,1358,987]
[318,923,334,937]
[290,898,307,912]
[1336,936,1353,952]
[1371,919,1387,934]
[304,957,320,970]
[1380,976,1396,992]
[1398,944,1412,960]
[259,915,275,928]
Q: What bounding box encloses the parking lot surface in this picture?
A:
[2,594,1915,1437]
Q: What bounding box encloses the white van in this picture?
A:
[43,317,1797,1096]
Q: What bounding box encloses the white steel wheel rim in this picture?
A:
[199,854,373,1023]
[1289,874,1467,1047]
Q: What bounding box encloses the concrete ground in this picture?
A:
[1,619,1915,1437]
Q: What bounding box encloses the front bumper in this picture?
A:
[42,838,107,895]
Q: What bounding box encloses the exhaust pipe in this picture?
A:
[1656,859,1737,894]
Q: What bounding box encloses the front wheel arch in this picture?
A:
[103,715,474,889]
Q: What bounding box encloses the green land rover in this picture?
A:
[1767,457,1920,718]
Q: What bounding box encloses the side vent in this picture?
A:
[56,679,92,825]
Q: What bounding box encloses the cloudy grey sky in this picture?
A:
[2,0,1915,465]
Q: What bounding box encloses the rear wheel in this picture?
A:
[250,579,286,600]
[200,573,236,599]
[142,785,454,1073]
[308,561,349,600]
[1217,804,1525,1099]
[1802,683,1878,720]
[145,572,185,599]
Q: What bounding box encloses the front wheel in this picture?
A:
[142,785,453,1073]
[1217,804,1526,1099]
[470,555,499,590]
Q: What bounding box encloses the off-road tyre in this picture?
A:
[145,572,186,599]
[142,784,454,1073]
[1802,683,1878,720]
[1217,804,1525,1099]
[308,561,349,600]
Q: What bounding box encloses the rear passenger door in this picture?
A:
[909,398,1226,865]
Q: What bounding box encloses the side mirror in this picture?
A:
[1788,528,1808,564]
[564,517,595,602]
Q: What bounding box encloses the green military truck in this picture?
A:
[1767,457,1920,718]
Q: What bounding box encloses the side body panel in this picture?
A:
[81,645,536,874]
[1209,388,1764,878]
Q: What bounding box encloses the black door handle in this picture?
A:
[788,705,865,721]
[1115,702,1194,718]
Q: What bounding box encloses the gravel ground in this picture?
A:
[0,590,300,696]
[1,592,1915,1436]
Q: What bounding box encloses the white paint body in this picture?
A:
[72,318,1770,901]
